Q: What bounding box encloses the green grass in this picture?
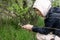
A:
[37,16,44,27]
[0,17,44,40]
[0,25,36,40]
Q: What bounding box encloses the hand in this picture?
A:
[21,24,33,30]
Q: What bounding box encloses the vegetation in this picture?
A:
[0,0,60,40]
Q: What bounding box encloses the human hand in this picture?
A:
[21,24,33,30]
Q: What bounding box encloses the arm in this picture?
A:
[21,24,51,35]
[32,26,51,35]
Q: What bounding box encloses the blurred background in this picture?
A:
[0,0,60,40]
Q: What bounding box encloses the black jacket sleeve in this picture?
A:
[32,26,52,35]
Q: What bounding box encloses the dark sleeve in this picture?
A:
[32,26,52,35]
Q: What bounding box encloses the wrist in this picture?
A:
[29,25,33,30]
